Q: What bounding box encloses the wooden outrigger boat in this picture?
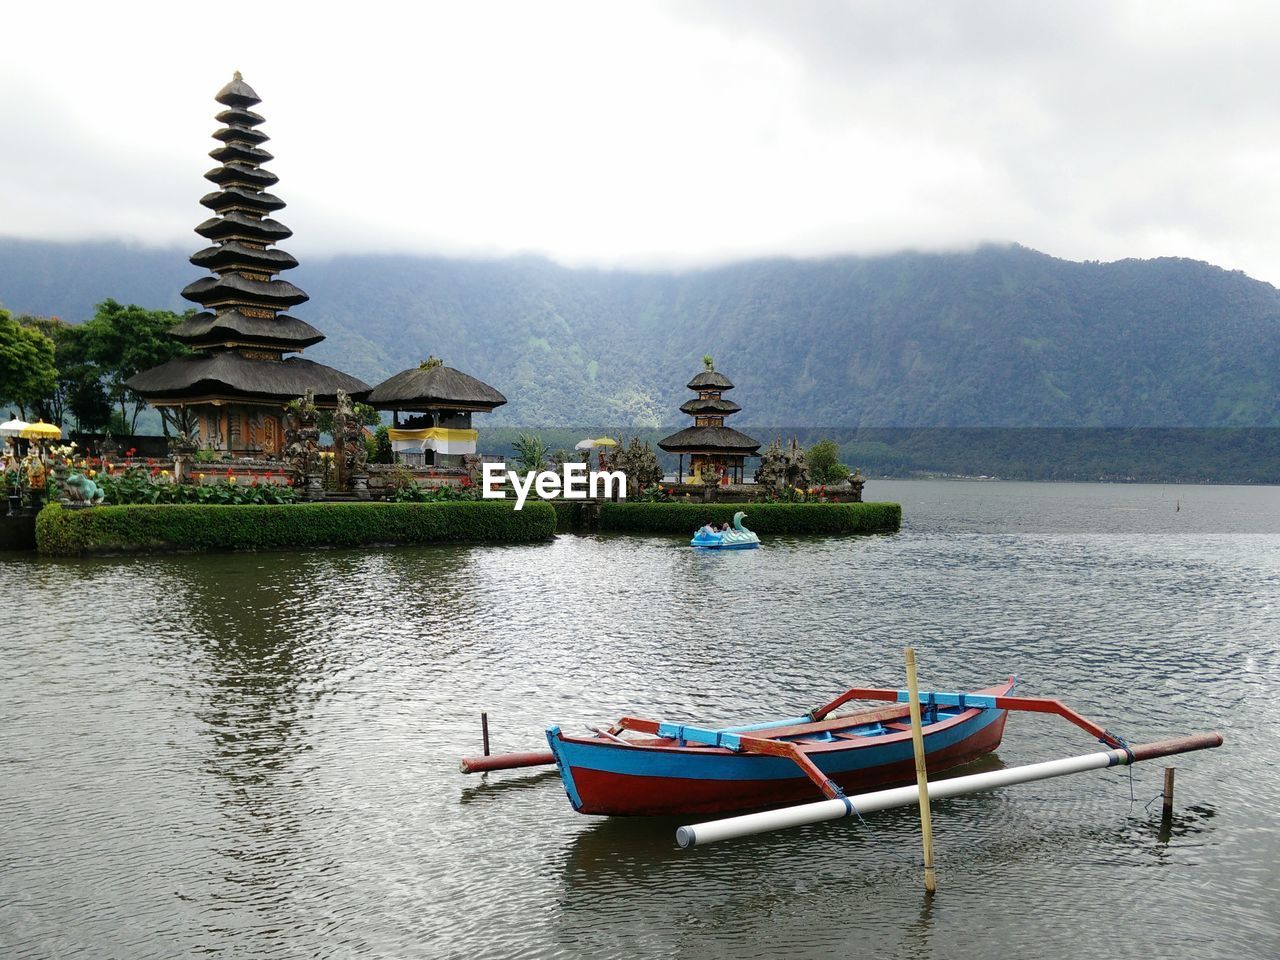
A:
[542,680,1013,815]
[461,677,1223,851]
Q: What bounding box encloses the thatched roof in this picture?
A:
[679,396,742,416]
[366,362,507,411]
[658,425,760,455]
[126,352,369,404]
[209,141,274,166]
[216,72,261,109]
[212,124,270,146]
[215,106,264,128]
[205,162,278,190]
[190,241,297,273]
[687,369,734,391]
[200,188,285,214]
[169,310,324,349]
[181,273,309,309]
[195,212,292,243]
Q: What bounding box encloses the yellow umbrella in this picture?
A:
[593,437,617,447]
[19,420,62,441]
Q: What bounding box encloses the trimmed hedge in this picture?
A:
[595,501,901,535]
[36,500,556,557]
[549,499,586,533]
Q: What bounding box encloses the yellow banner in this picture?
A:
[387,427,478,443]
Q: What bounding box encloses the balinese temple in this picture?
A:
[127,73,369,456]
[659,357,760,483]
[365,357,506,468]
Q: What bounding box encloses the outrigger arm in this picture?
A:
[808,684,1131,750]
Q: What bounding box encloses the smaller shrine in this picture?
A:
[658,356,760,484]
[365,358,506,469]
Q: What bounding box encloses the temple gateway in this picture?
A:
[127,74,368,456]
[659,357,760,484]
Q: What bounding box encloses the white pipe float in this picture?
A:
[676,732,1222,849]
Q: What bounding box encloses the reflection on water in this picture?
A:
[2,480,1278,960]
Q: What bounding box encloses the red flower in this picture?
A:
[285,477,294,487]
[126,447,137,457]
[147,457,155,465]
[460,475,472,487]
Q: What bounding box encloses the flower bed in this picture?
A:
[35,500,556,556]
[103,464,297,504]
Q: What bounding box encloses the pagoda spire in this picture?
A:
[172,72,321,352]
[125,74,369,457]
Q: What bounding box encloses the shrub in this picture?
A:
[387,477,479,503]
[595,501,900,535]
[36,500,555,556]
[550,499,585,532]
[807,439,852,485]
[512,432,550,473]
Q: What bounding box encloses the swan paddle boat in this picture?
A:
[690,511,760,549]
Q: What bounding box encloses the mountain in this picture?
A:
[2,237,1278,428]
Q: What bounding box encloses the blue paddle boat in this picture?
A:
[690,511,760,549]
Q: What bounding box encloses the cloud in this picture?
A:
[3,1,1280,283]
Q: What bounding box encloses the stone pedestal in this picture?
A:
[305,473,323,501]
[352,474,370,501]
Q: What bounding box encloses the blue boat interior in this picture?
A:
[650,701,980,749]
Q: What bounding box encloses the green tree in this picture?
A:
[613,435,663,496]
[512,432,550,472]
[0,306,57,420]
[806,438,851,485]
[80,299,190,433]
[16,314,112,431]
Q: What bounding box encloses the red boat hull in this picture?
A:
[565,715,1006,816]
[547,681,1013,816]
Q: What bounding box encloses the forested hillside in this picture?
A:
[3,238,1277,428]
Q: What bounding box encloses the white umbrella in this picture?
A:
[0,418,29,438]
[574,438,597,450]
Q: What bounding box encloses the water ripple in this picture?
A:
[2,480,1278,959]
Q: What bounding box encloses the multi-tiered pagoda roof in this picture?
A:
[128,73,368,407]
[659,361,760,458]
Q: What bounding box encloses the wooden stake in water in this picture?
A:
[1162,766,1175,818]
[905,647,937,895]
[481,712,491,757]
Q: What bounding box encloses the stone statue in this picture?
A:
[754,437,810,493]
[63,471,105,505]
[284,390,322,489]
[332,391,368,490]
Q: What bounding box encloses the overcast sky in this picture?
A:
[5,1,1280,282]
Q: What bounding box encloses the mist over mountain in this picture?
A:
[2,237,1277,428]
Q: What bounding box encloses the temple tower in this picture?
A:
[658,356,760,484]
[128,73,368,456]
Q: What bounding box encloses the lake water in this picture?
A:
[2,480,1278,960]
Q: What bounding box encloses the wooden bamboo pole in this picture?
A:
[904,647,937,895]
[1162,766,1175,818]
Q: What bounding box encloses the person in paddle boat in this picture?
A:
[697,519,718,537]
